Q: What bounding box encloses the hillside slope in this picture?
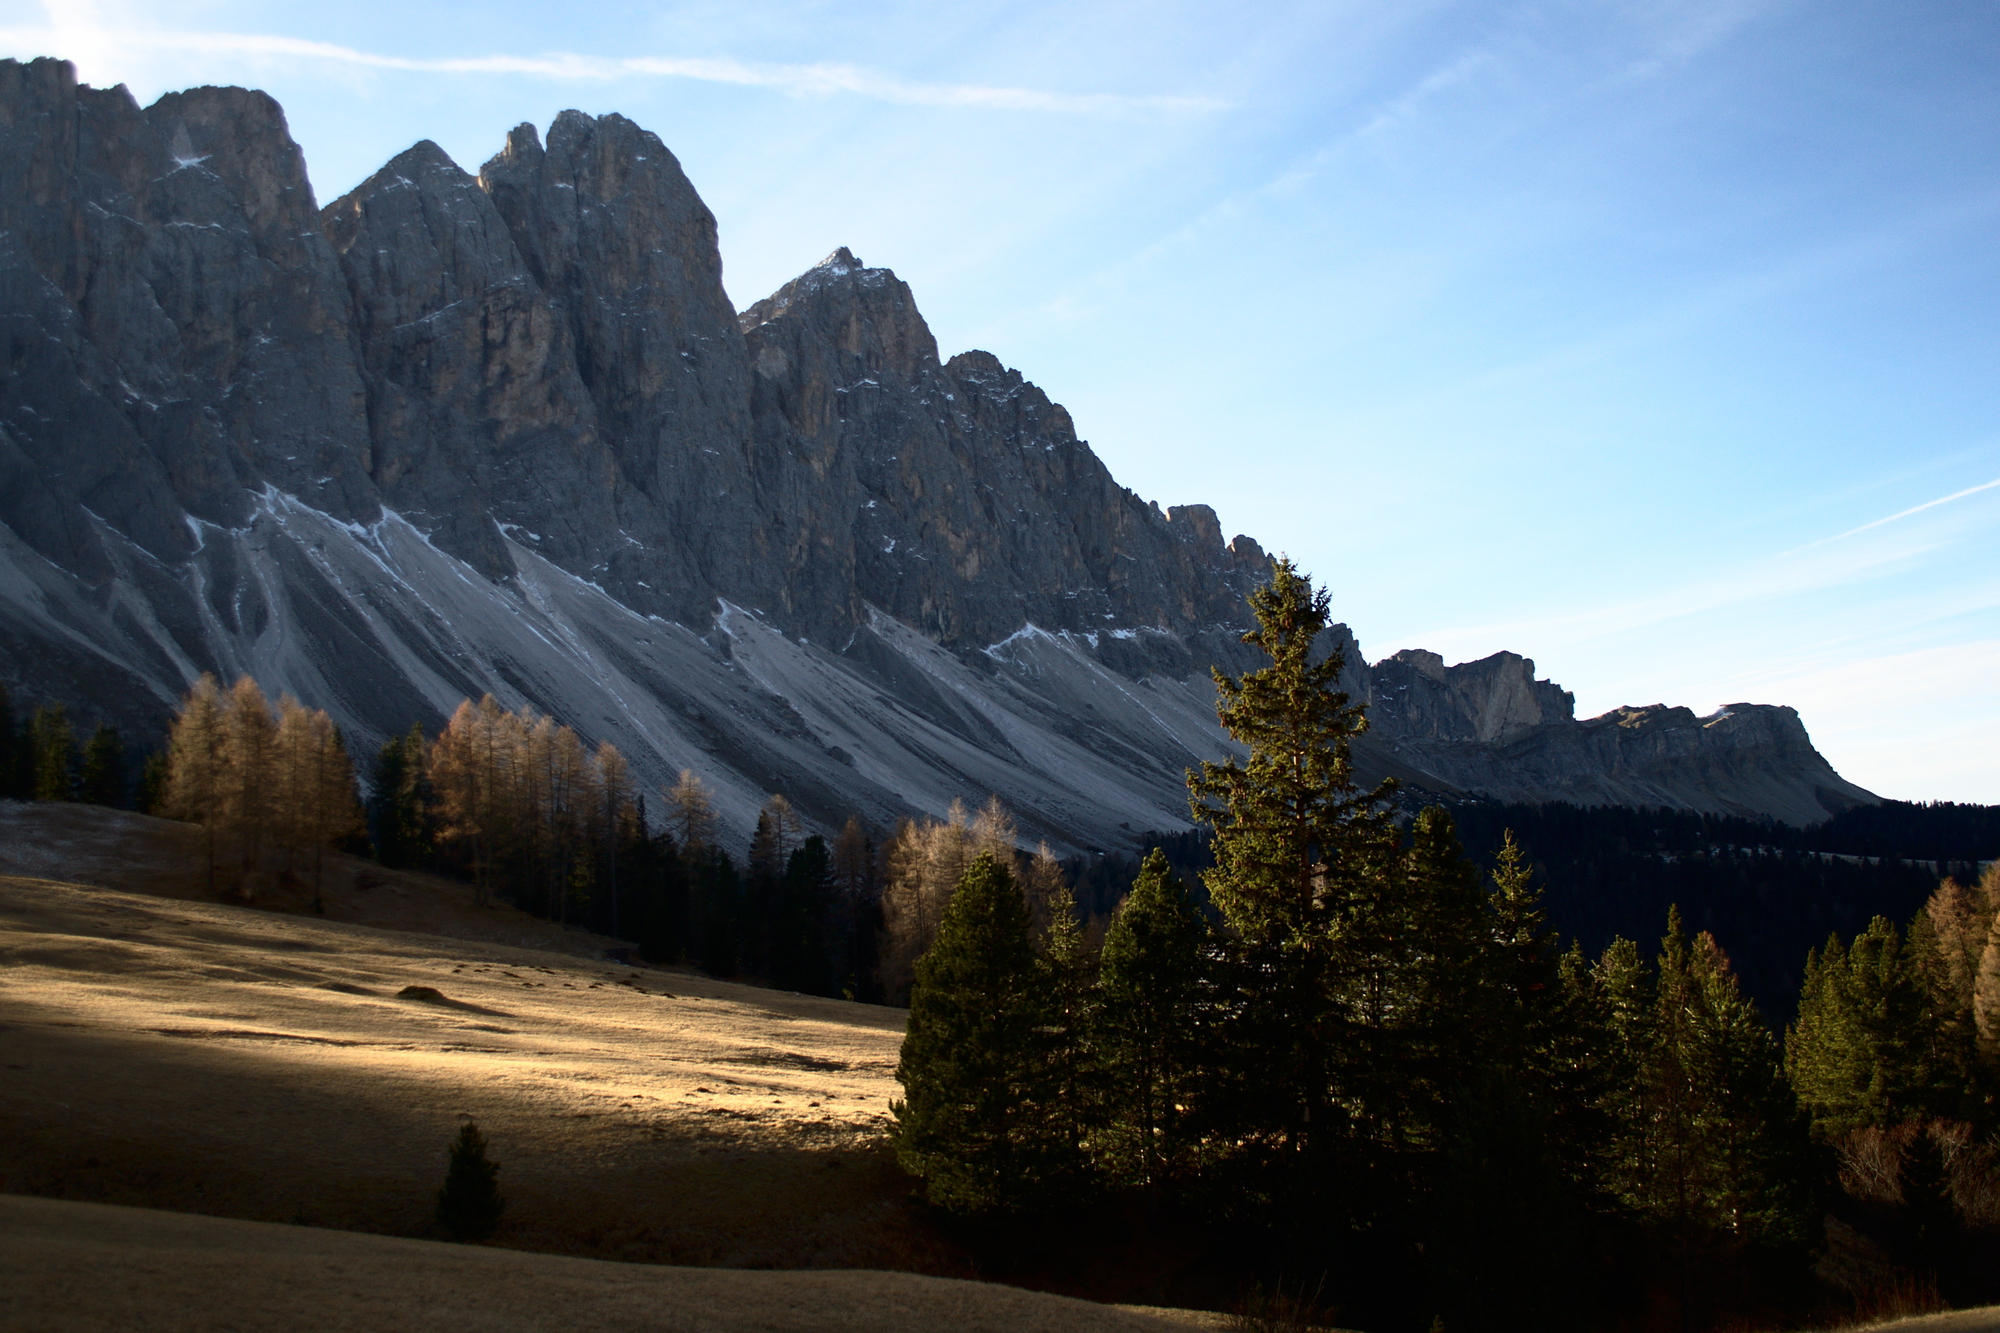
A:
[0,866,922,1268]
[0,1195,1222,1333]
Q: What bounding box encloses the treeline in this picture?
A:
[129,673,1087,1004]
[1072,799,1988,1024]
[0,683,132,806]
[312,693,882,999]
[891,562,2000,1332]
[1420,800,1966,1022]
[1808,800,2000,862]
[363,696,1047,1000]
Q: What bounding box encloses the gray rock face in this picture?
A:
[0,58,1877,842]
[1353,649,1876,827]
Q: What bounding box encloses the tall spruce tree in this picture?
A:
[77,723,124,807]
[692,845,743,978]
[892,851,1051,1213]
[370,725,434,869]
[1485,836,1617,1193]
[1375,806,1491,1145]
[773,835,836,994]
[1099,848,1211,1192]
[1427,832,1607,1333]
[1186,557,1398,1189]
[1034,879,1099,1195]
[831,817,881,1002]
[136,750,169,815]
[28,705,76,802]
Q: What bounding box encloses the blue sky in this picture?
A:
[6,0,1996,802]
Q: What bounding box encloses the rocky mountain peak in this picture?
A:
[1370,648,1574,744]
[740,249,941,380]
[147,84,318,240]
[0,62,1881,839]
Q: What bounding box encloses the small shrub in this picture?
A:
[436,1120,504,1241]
[1231,1277,1331,1333]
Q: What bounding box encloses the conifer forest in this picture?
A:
[4,561,1997,1332]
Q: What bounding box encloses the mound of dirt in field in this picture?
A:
[0,1194,1214,1333]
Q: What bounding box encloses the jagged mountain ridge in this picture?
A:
[0,57,1874,845]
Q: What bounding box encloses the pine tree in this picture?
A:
[1189,558,1396,947]
[692,845,743,977]
[1034,877,1099,1193]
[746,805,785,978]
[1378,806,1491,1143]
[1186,557,1398,1185]
[436,1121,505,1241]
[833,816,880,1001]
[1483,831,1610,1171]
[28,705,76,802]
[1099,848,1211,1192]
[623,806,689,966]
[136,750,168,815]
[774,835,837,994]
[892,851,1049,1213]
[370,725,433,870]
[77,723,124,807]
[1788,917,1945,1138]
[1487,830,1555,1014]
[1605,909,1813,1249]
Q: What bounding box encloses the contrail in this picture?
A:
[1826,475,2000,543]
[0,24,1227,116]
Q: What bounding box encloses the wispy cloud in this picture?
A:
[1813,476,2000,546]
[1398,466,2000,664]
[0,21,1225,116]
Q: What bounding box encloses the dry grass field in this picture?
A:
[0,1194,1223,1333]
[0,801,1253,1328]
[0,800,967,1273]
[0,799,632,956]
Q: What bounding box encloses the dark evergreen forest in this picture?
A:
[1068,802,1989,1022]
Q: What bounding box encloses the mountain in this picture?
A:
[0,57,1875,846]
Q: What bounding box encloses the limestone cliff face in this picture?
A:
[738,248,1269,653]
[0,61,375,579]
[1352,648,1875,826]
[0,57,1876,839]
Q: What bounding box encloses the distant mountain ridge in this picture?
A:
[0,56,1875,845]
